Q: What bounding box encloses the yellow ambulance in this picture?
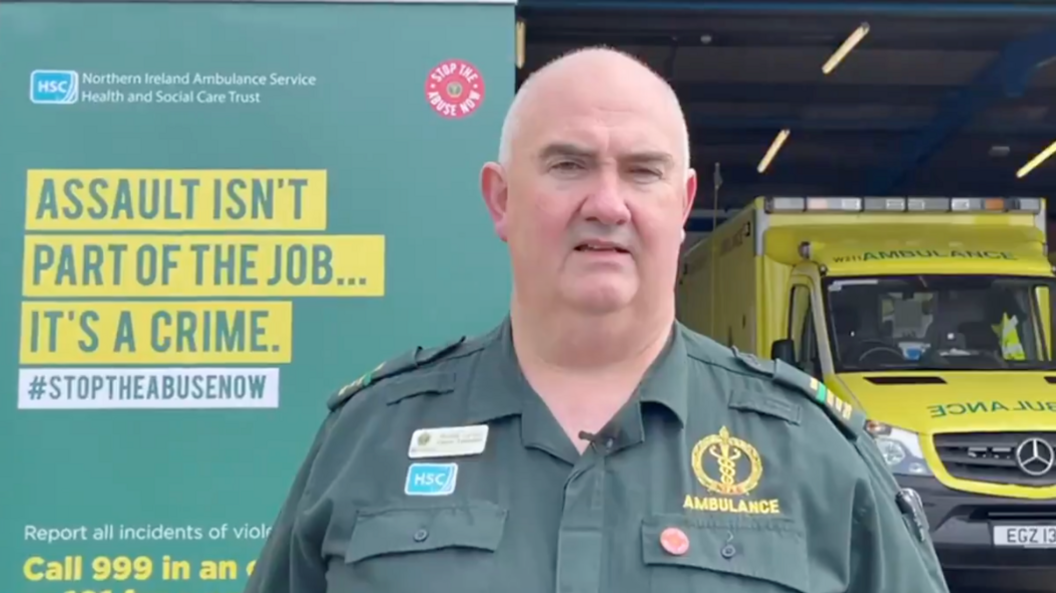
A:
[677,196,1056,581]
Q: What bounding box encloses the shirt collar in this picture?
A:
[464,317,690,427]
[635,323,690,427]
[464,317,530,424]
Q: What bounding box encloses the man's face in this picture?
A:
[482,61,697,315]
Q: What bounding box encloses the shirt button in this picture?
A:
[604,438,615,449]
[721,544,737,559]
[413,529,429,542]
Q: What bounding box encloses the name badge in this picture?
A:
[408,425,489,459]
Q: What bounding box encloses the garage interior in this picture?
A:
[511,3,1056,591]
[513,0,1056,250]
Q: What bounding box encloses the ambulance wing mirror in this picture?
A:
[771,339,796,366]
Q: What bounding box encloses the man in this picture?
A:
[244,47,950,593]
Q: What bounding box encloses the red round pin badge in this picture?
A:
[660,527,690,556]
[425,59,486,119]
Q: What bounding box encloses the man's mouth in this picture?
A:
[575,241,629,254]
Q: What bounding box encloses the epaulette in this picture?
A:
[730,347,865,439]
[326,336,467,411]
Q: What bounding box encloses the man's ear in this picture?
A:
[480,161,511,242]
[681,167,699,223]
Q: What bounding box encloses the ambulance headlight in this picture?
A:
[866,421,933,477]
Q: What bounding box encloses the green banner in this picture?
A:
[0,1,514,591]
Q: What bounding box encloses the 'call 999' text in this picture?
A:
[25,554,258,582]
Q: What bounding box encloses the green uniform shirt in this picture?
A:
[245,317,950,593]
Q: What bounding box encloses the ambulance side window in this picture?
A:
[788,284,821,377]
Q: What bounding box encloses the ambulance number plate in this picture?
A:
[992,525,1056,548]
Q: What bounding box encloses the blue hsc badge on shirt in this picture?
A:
[404,463,458,496]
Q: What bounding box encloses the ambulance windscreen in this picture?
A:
[824,275,1056,372]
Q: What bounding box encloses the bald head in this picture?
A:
[478,45,698,357]
[497,46,690,170]
[478,44,698,337]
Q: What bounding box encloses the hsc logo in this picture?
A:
[404,463,458,496]
[30,70,79,104]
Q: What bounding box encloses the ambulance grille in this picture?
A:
[933,432,1056,487]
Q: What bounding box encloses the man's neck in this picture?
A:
[509,298,674,375]
[509,297,675,449]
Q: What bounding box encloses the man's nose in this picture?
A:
[581,172,631,225]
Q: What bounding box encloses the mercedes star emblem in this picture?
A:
[1014,437,1056,477]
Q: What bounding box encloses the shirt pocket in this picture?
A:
[640,513,810,593]
[340,500,507,593]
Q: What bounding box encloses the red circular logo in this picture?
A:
[660,527,690,556]
[425,59,485,119]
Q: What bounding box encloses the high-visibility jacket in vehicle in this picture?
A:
[993,313,1026,360]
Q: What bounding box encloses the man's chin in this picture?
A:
[561,282,637,315]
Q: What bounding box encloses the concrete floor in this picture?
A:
[948,574,1056,593]
[954,586,1051,590]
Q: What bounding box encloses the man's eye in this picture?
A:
[552,161,584,170]
[630,168,662,179]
